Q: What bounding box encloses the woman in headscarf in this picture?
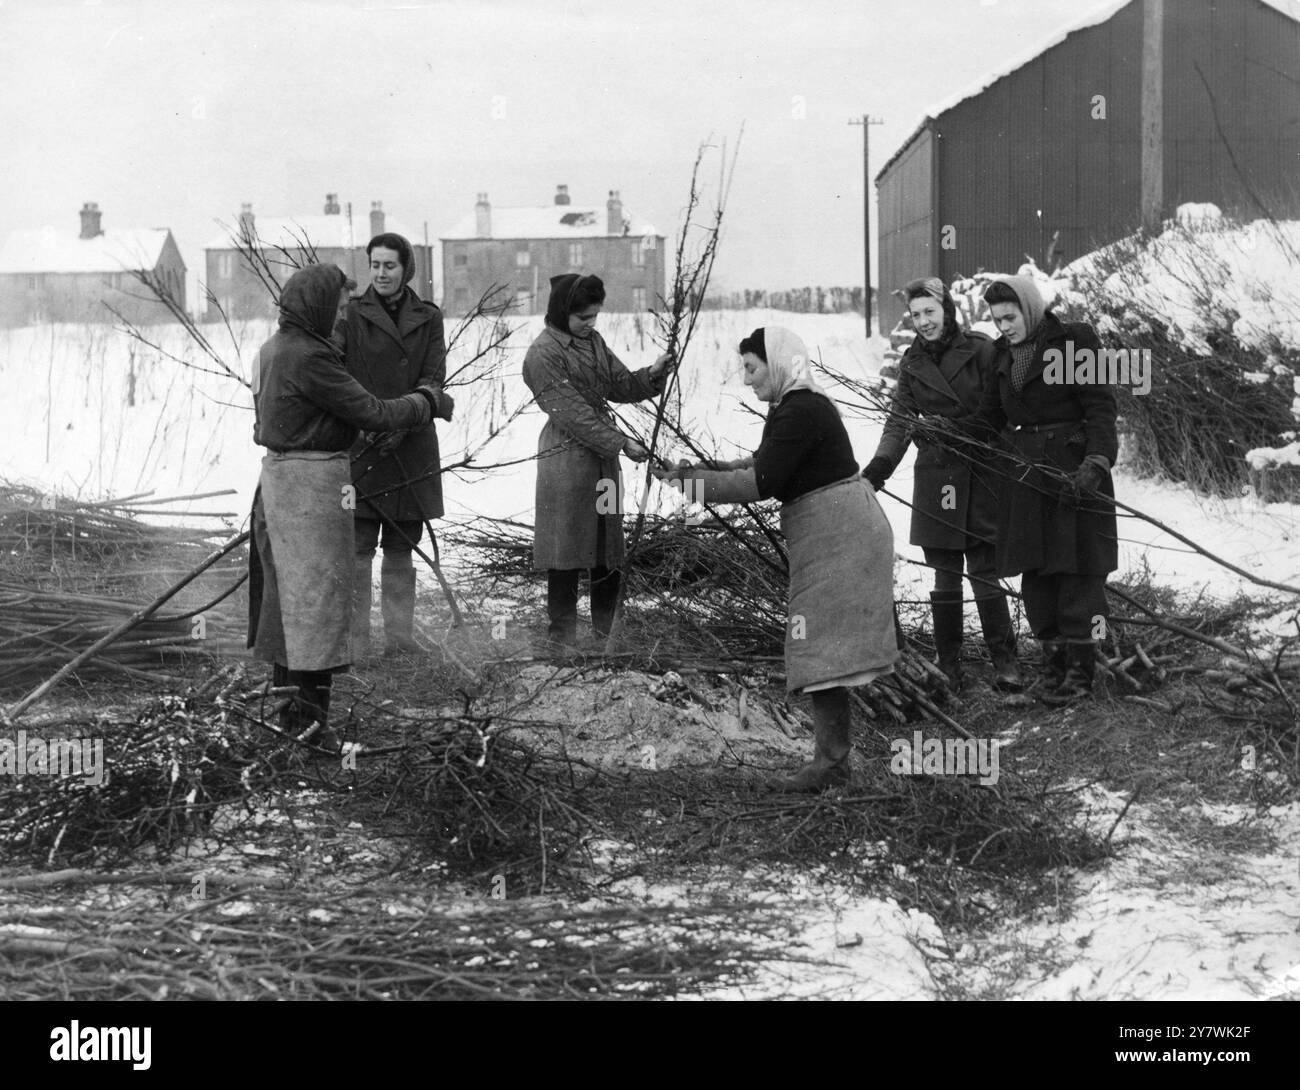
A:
[655,327,899,792]
[862,276,1021,692]
[249,263,443,749]
[972,275,1118,704]
[335,232,453,658]
[522,273,675,647]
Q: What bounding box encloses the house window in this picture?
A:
[217,253,234,279]
[632,287,647,313]
[453,246,468,268]
[514,290,531,314]
[27,276,37,291]
[631,240,645,267]
[568,243,582,267]
[515,247,531,268]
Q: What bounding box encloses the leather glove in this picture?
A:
[414,385,453,422]
[861,456,893,491]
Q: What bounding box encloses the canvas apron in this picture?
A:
[782,476,899,693]
[247,450,354,671]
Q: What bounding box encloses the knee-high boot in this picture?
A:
[930,590,965,690]
[771,687,852,793]
[975,594,1024,691]
[381,551,419,654]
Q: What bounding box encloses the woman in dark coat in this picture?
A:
[522,274,673,646]
[335,232,453,656]
[862,276,1021,692]
[249,263,442,748]
[973,275,1119,704]
[656,327,899,792]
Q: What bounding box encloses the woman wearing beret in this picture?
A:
[973,275,1118,704]
[335,232,453,658]
[522,273,674,647]
[656,326,899,791]
[862,276,1022,692]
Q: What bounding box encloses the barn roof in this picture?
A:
[439,204,659,241]
[0,227,175,274]
[203,213,423,251]
[875,0,1300,182]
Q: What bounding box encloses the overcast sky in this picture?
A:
[2,0,1132,295]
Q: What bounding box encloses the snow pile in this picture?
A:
[1066,202,1300,357]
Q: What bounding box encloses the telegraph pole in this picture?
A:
[849,114,885,336]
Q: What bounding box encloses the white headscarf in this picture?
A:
[763,326,835,408]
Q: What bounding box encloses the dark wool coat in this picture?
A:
[334,285,447,522]
[872,328,1001,550]
[974,313,1119,577]
[522,326,662,571]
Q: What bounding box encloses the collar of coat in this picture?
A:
[900,327,983,403]
[352,284,438,347]
[992,311,1069,392]
[542,324,606,353]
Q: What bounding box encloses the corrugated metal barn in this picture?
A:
[874,0,1300,334]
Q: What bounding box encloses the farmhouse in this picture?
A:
[439,185,666,316]
[0,203,186,327]
[874,0,1300,334]
[203,195,434,320]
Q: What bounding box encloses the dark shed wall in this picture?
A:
[936,1,1145,286]
[1165,0,1300,215]
[876,127,935,334]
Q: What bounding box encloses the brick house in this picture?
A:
[0,202,186,326]
[203,194,434,320]
[439,185,666,316]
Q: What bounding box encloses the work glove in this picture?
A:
[1067,455,1108,499]
[414,385,454,422]
[861,456,893,491]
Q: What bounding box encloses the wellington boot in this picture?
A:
[1040,643,1096,707]
[770,688,851,793]
[1028,641,1067,699]
[931,591,965,692]
[381,553,420,655]
[976,595,1025,691]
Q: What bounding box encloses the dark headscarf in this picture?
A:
[903,275,959,355]
[545,273,606,331]
[367,232,416,287]
[278,263,350,338]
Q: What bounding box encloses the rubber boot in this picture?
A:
[381,551,420,655]
[976,595,1025,691]
[1029,641,1068,700]
[273,662,299,733]
[771,688,852,793]
[1041,642,1096,706]
[352,554,375,662]
[590,566,621,640]
[545,569,580,649]
[930,590,965,692]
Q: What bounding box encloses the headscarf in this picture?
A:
[278,263,350,338]
[902,275,959,353]
[985,274,1046,341]
[762,326,835,408]
[367,232,417,288]
[544,273,605,331]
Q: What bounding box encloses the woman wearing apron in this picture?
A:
[656,326,899,791]
[248,263,442,750]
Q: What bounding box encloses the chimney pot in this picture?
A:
[238,202,255,239]
[475,192,491,238]
[324,192,341,215]
[78,201,103,240]
[554,184,571,206]
[369,200,385,238]
[605,189,624,236]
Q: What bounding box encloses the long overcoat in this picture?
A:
[335,285,447,522]
[873,329,1001,550]
[522,326,661,571]
[975,313,1119,577]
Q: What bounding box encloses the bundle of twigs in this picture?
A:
[0,891,800,1000]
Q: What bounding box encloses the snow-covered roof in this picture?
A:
[0,227,174,274]
[877,0,1300,181]
[203,213,423,251]
[440,204,659,241]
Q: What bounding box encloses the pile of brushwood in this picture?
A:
[0,483,247,687]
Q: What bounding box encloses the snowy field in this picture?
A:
[2,304,1296,619]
